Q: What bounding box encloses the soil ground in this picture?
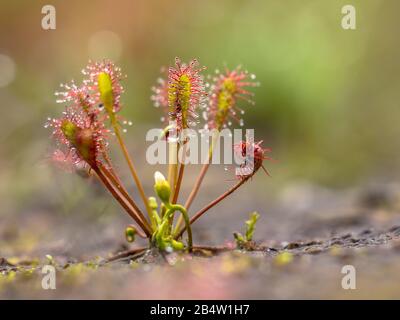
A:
[2,178,400,299]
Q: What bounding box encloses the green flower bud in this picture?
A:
[148,197,158,210]
[154,171,171,204]
[125,226,136,243]
[170,239,184,251]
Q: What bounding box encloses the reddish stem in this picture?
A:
[184,133,217,210]
[93,166,152,237]
[175,177,247,239]
[172,164,185,204]
[184,162,210,210]
[102,152,123,187]
[99,164,152,233]
[105,247,147,263]
[113,123,152,218]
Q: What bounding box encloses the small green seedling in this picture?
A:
[234,212,260,250]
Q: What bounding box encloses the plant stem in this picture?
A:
[184,131,220,210]
[99,164,152,234]
[166,139,179,233]
[112,121,152,218]
[93,166,152,237]
[185,162,210,209]
[167,204,192,252]
[172,162,209,236]
[167,140,178,197]
[173,132,218,235]
[173,164,185,204]
[102,151,123,186]
[175,178,247,239]
[105,247,147,263]
[172,139,188,204]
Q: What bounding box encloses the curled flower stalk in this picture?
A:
[153,172,192,251]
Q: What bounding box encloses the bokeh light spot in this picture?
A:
[0,54,16,88]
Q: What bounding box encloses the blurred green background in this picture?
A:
[1,0,400,219]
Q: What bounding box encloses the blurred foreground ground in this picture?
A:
[1,178,400,299]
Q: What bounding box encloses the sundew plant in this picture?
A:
[46,58,271,254]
